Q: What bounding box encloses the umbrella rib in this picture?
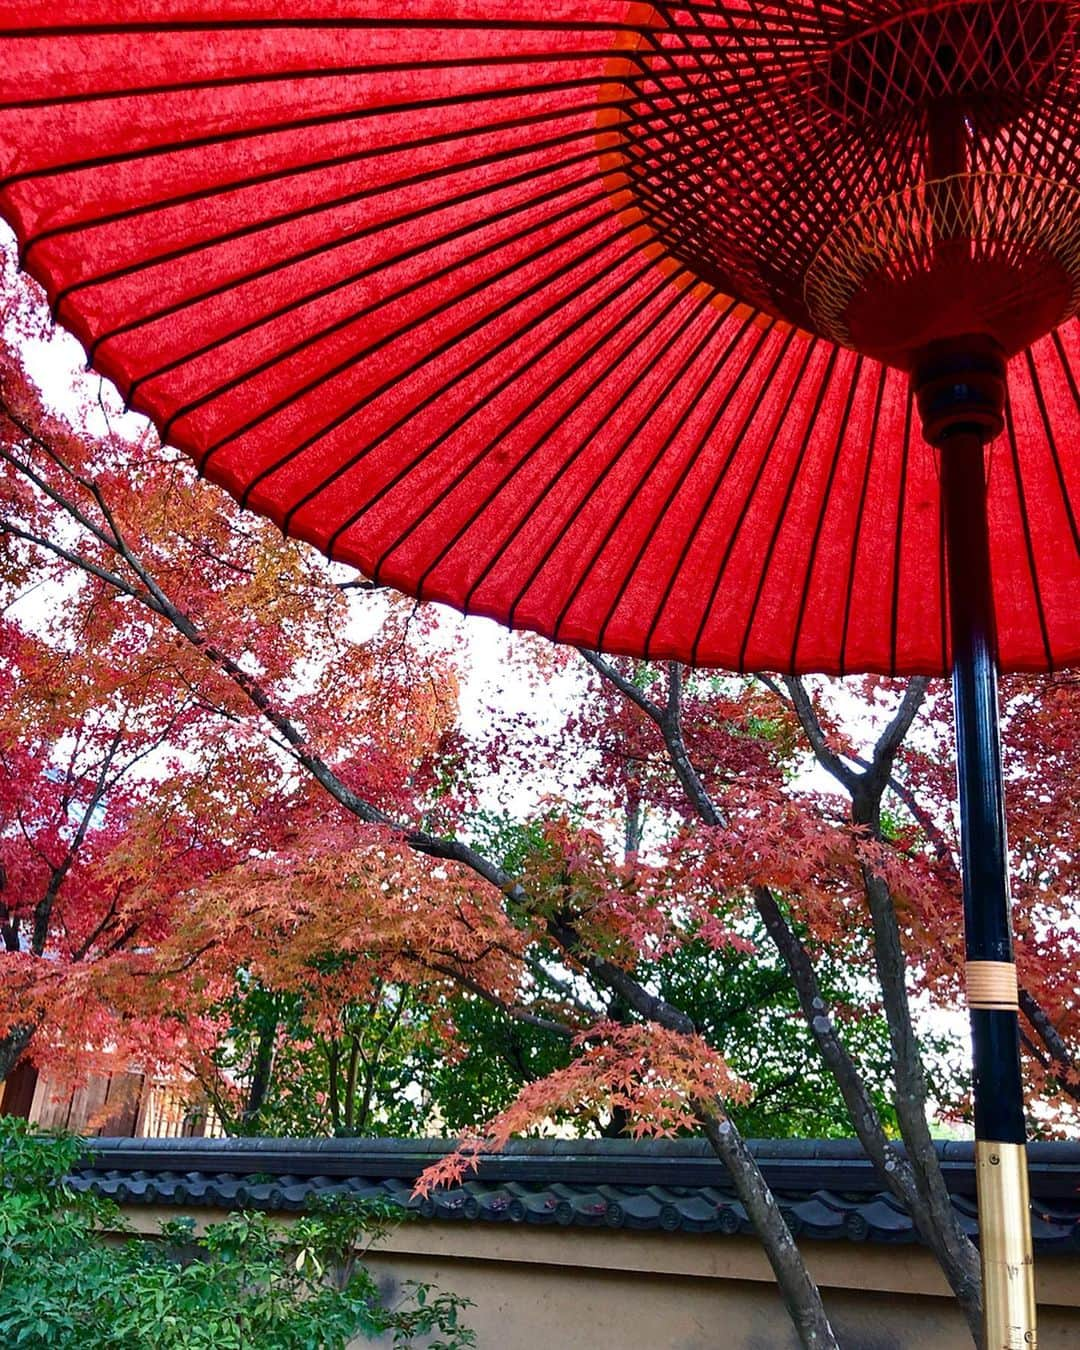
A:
[130,179,610,423]
[137,164,609,425]
[488,303,745,623]
[319,250,674,559]
[596,25,752,233]
[690,334,818,668]
[334,253,680,576]
[230,226,637,510]
[838,367,888,678]
[592,303,748,652]
[82,101,606,361]
[188,205,621,475]
[0,49,661,113]
[640,316,778,660]
[235,215,651,520]
[398,274,707,605]
[1002,399,1054,670]
[91,60,722,403]
[23,102,605,265]
[1036,339,1080,557]
[888,395,914,677]
[43,116,618,322]
[1,19,663,38]
[645,322,794,667]
[545,296,735,647]
[558,317,791,661]
[506,306,765,634]
[0,72,617,194]
[615,21,755,224]
[453,283,718,606]
[673,0,841,253]
[788,353,864,672]
[738,345,841,673]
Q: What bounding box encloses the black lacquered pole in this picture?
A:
[917,342,1036,1349]
[942,435,1026,1147]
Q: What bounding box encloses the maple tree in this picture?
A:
[187,850,903,1142]
[0,605,235,1082]
[1,247,1078,1350]
[0,250,470,1094]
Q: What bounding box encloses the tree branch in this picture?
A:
[780,676,861,795]
[865,677,929,796]
[32,730,123,955]
[581,650,664,722]
[1018,988,1080,1106]
[418,960,575,1040]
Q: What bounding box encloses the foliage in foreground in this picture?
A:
[0,1119,473,1350]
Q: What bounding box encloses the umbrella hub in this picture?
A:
[609,1,1080,366]
[802,171,1080,364]
[912,336,1007,448]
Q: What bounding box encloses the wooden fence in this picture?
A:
[1,1060,224,1138]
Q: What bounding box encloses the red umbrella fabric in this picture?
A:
[1,2,1078,677]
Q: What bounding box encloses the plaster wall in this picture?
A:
[120,1206,1080,1350]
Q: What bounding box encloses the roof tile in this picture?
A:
[64,1137,1080,1252]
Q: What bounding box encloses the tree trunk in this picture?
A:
[0,1024,37,1086]
[239,1011,278,1131]
[856,852,983,1340]
[699,1110,840,1350]
[0,1056,38,1117]
[546,915,841,1349]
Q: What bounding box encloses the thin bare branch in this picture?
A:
[867,677,930,790]
[0,518,159,610]
[780,675,861,794]
[581,650,664,722]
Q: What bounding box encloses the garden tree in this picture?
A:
[191,976,442,1138]
[2,269,1078,1348]
[0,489,465,1092]
[414,985,576,1135]
[651,933,912,1141]
[188,798,900,1141]
[565,656,989,1328]
[0,262,469,1090]
[420,929,909,1142]
[0,352,827,1348]
[189,965,566,1141]
[191,897,898,1144]
[0,609,252,1084]
[776,670,1080,1126]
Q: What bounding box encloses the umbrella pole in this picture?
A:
[926,357,1037,1348]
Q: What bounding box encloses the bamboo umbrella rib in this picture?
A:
[150,166,612,438]
[365,256,692,580]
[789,354,864,672]
[241,213,654,513]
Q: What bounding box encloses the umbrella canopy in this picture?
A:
[1,2,1078,676]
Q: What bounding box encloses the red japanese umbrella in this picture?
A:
[2,4,1079,1342]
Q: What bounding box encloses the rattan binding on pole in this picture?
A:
[966,960,1021,1012]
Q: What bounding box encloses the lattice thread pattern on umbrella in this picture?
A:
[608,1,1080,354]
[812,1,1077,121]
[804,171,1080,352]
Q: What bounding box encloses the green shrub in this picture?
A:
[0,1117,473,1349]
